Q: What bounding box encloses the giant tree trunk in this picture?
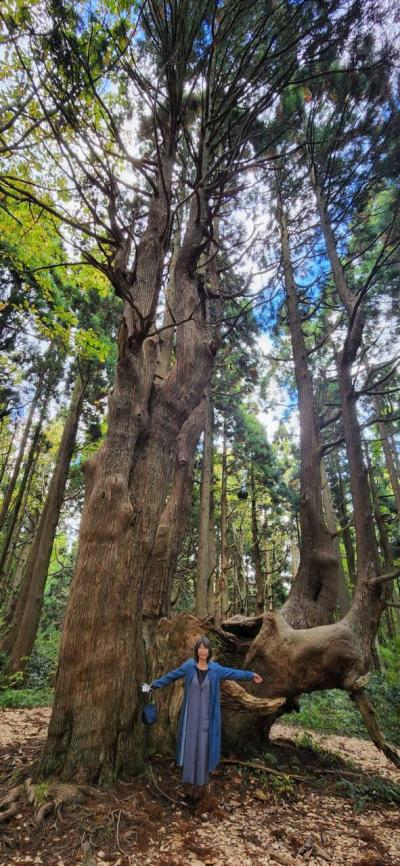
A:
[40,145,177,784]
[276,183,339,628]
[5,373,88,673]
[40,164,216,783]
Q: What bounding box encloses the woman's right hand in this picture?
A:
[252,673,263,684]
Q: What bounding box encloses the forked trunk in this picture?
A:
[40,167,216,784]
[40,152,177,784]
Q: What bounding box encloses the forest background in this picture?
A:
[0,0,399,786]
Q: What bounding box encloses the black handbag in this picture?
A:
[141,689,158,726]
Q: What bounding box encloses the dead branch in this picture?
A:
[220,757,304,782]
[368,569,400,586]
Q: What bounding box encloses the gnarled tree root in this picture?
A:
[0,778,85,827]
[349,688,400,769]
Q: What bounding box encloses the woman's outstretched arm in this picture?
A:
[214,663,262,683]
[151,660,190,689]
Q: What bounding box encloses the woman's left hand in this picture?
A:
[252,673,263,684]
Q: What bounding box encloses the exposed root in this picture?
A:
[350,688,400,769]
[0,777,86,828]
[0,802,18,823]
[222,680,286,714]
[34,800,54,826]
[0,784,23,808]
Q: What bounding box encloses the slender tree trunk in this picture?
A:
[215,424,230,625]
[195,389,214,617]
[0,422,17,487]
[0,445,39,599]
[0,382,41,532]
[365,442,396,639]
[376,415,400,516]
[155,224,181,383]
[332,458,357,586]
[0,412,45,579]
[6,373,88,674]
[276,180,339,627]
[320,462,351,615]
[207,478,217,617]
[250,462,264,615]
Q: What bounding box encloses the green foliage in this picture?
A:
[285,673,400,746]
[0,687,53,707]
[336,776,400,813]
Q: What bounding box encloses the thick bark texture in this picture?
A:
[276,189,339,627]
[41,154,215,783]
[5,374,87,674]
[40,147,177,783]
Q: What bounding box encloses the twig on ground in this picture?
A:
[220,757,305,781]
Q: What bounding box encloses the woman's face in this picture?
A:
[197,643,209,662]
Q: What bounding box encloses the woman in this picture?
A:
[151,636,263,796]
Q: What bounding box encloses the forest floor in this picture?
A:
[0,708,399,866]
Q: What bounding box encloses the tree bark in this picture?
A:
[6,373,88,674]
[143,398,206,645]
[331,458,357,586]
[195,389,214,617]
[320,462,351,615]
[40,152,216,783]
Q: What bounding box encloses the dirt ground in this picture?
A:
[0,708,399,866]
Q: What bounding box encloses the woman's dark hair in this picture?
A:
[193,636,213,661]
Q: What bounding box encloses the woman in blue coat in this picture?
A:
[151,636,263,794]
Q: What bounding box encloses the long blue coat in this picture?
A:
[152,658,255,772]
